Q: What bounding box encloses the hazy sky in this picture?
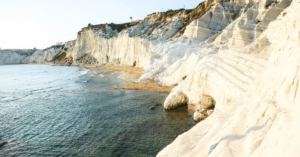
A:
[0,0,203,49]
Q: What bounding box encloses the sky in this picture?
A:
[0,0,203,49]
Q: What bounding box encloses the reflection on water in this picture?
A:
[0,65,196,157]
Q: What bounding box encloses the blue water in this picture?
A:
[0,65,196,157]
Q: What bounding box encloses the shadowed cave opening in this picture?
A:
[194,95,216,121]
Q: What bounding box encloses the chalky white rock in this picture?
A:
[1,0,299,155]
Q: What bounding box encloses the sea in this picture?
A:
[0,65,196,157]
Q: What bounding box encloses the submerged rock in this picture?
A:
[155,103,161,106]
[0,141,8,147]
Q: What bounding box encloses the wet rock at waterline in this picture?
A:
[150,106,155,109]
[164,92,188,110]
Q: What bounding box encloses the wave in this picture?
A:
[77,68,89,76]
[99,74,105,78]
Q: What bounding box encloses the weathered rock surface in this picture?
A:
[0,49,33,65]
[158,0,300,156]
[193,95,215,121]
[1,0,300,155]
[199,95,215,110]
[164,92,188,110]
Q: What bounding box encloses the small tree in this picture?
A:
[88,23,91,27]
[130,17,132,23]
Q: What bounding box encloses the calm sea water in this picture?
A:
[0,65,195,157]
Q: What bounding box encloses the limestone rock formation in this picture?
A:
[0,49,34,65]
[164,92,188,110]
[193,95,215,121]
[199,95,215,109]
[158,0,300,156]
[1,0,300,155]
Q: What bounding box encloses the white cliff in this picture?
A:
[28,40,76,64]
[68,12,188,68]
[158,0,300,156]
[0,50,33,65]
[1,0,299,155]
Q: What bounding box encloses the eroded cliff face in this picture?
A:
[0,51,28,65]
[158,1,300,155]
[0,41,76,65]
[28,40,76,64]
[157,0,292,112]
[67,11,190,69]
[158,0,300,156]
[1,0,299,155]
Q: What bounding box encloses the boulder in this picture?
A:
[164,92,188,110]
[150,106,155,110]
[207,109,214,116]
[194,112,206,121]
[201,95,215,109]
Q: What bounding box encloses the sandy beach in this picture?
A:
[104,65,173,92]
[83,65,99,68]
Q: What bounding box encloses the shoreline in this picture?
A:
[3,64,174,93]
[123,79,173,93]
[104,65,173,93]
[83,65,100,68]
[0,63,54,66]
[0,65,195,156]
[104,65,144,79]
